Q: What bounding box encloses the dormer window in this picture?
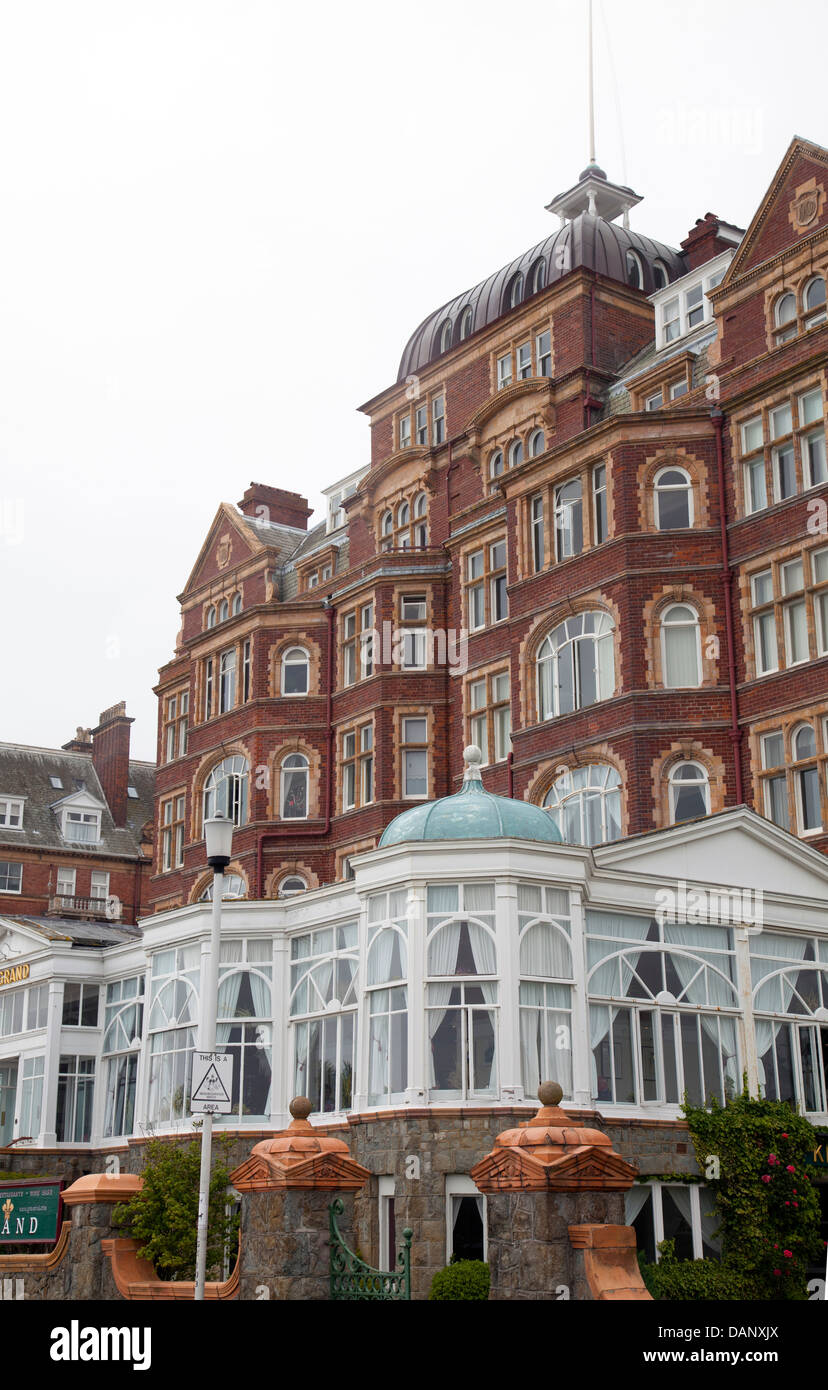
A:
[626,250,644,290]
[653,259,669,290]
[0,798,24,829]
[63,809,101,843]
[438,319,453,353]
[459,307,473,340]
[656,264,724,348]
[531,259,546,294]
[509,273,524,309]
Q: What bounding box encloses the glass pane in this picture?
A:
[661,1187,694,1261]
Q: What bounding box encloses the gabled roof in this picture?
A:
[721,135,828,285]
[0,914,142,948]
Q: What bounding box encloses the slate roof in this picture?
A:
[0,745,154,859]
[0,914,142,948]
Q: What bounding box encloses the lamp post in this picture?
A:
[194,812,233,1302]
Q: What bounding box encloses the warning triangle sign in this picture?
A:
[192,1063,231,1105]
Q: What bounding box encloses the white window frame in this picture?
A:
[445,1175,487,1263]
[0,797,24,830]
[629,1183,717,1263]
[660,604,702,689]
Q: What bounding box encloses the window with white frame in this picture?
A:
[219,648,236,713]
[467,671,510,766]
[426,883,497,1100]
[102,974,144,1137]
[163,689,189,762]
[203,754,248,827]
[657,266,723,347]
[0,798,24,829]
[61,981,99,1027]
[488,449,502,495]
[661,604,702,687]
[750,930,828,1114]
[543,765,621,846]
[628,1183,720,1265]
[554,477,583,558]
[587,909,739,1108]
[739,387,826,514]
[792,723,821,834]
[0,862,22,894]
[432,394,445,445]
[668,761,710,824]
[341,723,373,811]
[278,874,307,898]
[593,463,607,544]
[749,547,828,676]
[367,890,408,1105]
[161,793,185,872]
[518,885,573,1098]
[217,938,273,1120]
[282,647,309,696]
[378,1176,397,1268]
[531,494,545,571]
[198,873,246,901]
[0,986,25,1035]
[55,866,76,901]
[281,754,309,820]
[654,467,693,529]
[90,871,110,902]
[146,944,200,1125]
[537,611,615,719]
[62,809,101,843]
[19,1056,45,1140]
[290,922,358,1113]
[401,717,428,799]
[56,1055,95,1142]
[25,983,48,1031]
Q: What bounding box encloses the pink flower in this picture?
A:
[773,1268,782,1276]
[781,1132,789,1138]
[783,1250,793,1258]
[786,1165,795,1173]
[793,1202,799,1208]
[768,1153,777,1162]
[761,1174,771,1183]
[784,1201,790,1206]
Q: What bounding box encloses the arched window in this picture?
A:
[459,306,473,340]
[508,439,524,469]
[529,428,545,457]
[199,873,246,901]
[290,921,358,1113]
[219,598,229,622]
[413,491,428,546]
[543,765,622,846]
[438,319,453,353]
[509,272,524,308]
[804,276,827,329]
[203,754,249,826]
[668,761,710,824]
[489,449,504,493]
[206,606,216,629]
[654,466,693,529]
[281,753,309,819]
[397,499,410,527]
[380,510,393,550]
[531,259,547,294]
[653,259,669,290]
[626,250,644,290]
[775,292,797,344]
[281,646,309,696]
[791,723,821,833]
[661,604,702,687]
[232,593,242,616]
[278,875,307,897]
[537,611,615,719]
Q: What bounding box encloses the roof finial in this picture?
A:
[462,745,483,784]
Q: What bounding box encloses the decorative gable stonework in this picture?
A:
[788,177,826,237]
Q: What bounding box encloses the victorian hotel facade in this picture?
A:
[3,136,828,1281]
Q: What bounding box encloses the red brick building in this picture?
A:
[150,135,828,910]
[0,703,154,926]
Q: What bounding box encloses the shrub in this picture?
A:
[639,1240,759,1301]
[113,1137,238,1282]
[429,1259,490,1300]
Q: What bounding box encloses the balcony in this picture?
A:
[47,894,117,921]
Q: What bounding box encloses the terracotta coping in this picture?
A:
[62,1173,144,1206]
[568,1223,653,1301]
[101,1237,239,1301]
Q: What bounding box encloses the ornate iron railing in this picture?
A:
[329,1197,412,1301]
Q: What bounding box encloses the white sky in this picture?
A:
[1,0,826,762]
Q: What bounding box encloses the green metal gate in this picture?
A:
[329,1197,412,1300]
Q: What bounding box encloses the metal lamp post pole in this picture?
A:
[194,812,232,1303]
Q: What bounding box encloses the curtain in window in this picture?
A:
[520,1005,542,1094]
[468,923,496,974]
[588,913,650,996]
[596,629,615,698]
[428,923,463,975]
[428,886,458,913]
[698,1183,721,1255]
[667,1184,694,1231]
[589,1003,624,1094]
[663,925,735,1007]
[216,971,244,1025]
[520,923,572,978]
[753,936,809,1088]
[624,1185,652,1225]
[428,984,455,1086]
[369,1008,389,1098]
[664,624,699,686]
[368,929,398,986]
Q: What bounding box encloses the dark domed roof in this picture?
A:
[379,746,563,848]
[397,212,685,382]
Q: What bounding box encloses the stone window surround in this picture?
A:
[490,319,554,393]
[517,592,622,731]
[734,372,827,518]
[202,584,244,632]
[642,585,719,691]
[740,537,828,680]
[749,703,828,840]
[525,744,629,839]
[335,838,377,883]
[763,255,828,353]
[268,740,322,823]
[393,386,447,458]
[636,448,710,534]
[463,659,512,768]
[461,531,509,633]
[393,706,434,803]
[190,740,252,842]
[264,861,320,898]
[158,788,187,875]
[189,861,249,903]
[336,714,376,815]
[377,483,431,552]
[649,740,726,831]
[161,685,190,765]
[268,633,322,699]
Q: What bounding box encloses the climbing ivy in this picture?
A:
[646,1086,824,1300]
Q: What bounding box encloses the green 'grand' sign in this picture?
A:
[0,1180,63,1244]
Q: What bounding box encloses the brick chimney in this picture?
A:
[237,484,312,530]
[91,702,133,828]
[680,213,735,272]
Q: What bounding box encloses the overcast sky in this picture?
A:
[1,0,826,762]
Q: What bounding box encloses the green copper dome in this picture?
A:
[379,746,563,848]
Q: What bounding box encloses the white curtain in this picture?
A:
[596,630,615,698]
[217,970,243,1022]
[369,1011,389,1098]
[428,922,462,975]
[369,929,397,986]
[588,913,650,996]
[698,1183,722,1255]
[624,1185,652,1225]
[467,923,496,975]
[520,1006,542,1094]
[520,922,572,978]
[665,625,700,686]
[428,886,458,914]
[752,936,809,1089]
[428,984,455,1087]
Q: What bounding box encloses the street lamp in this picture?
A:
[194,812,233,1302]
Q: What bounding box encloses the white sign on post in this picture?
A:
[190,1052,233,1114]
